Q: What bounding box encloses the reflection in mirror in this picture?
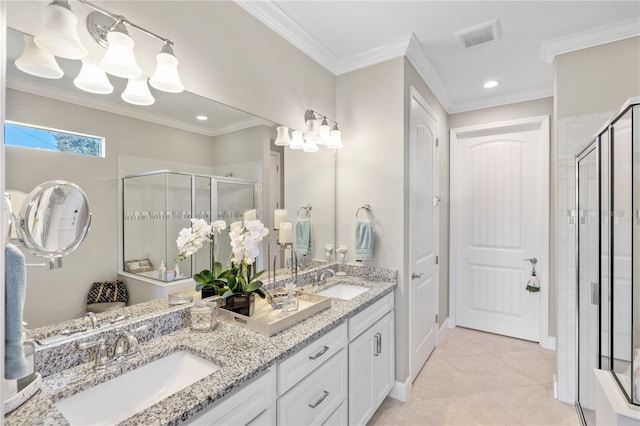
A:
[5,26,335,329]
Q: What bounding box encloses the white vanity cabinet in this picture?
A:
[347,292,395,426]
[183,369,276,426]
[277,322,349,425]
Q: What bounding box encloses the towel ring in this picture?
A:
[297,205,312,219]
[356,204,374,221]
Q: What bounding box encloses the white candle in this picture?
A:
[274,209,287,230]
[279,222,293,244]
[243,209,257,221]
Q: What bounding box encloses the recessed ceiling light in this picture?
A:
[483,80,499,89]
[196,114,208,121]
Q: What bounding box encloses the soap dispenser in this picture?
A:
[159,261,167,281]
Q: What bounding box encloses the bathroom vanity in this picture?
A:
[5,266,397,425]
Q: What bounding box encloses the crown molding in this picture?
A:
[233,0,340,73]
[540,17,640,63]
[335,35,411,75]
[6,76,265,137]
[448,86,553,114]
[405,34,453,112]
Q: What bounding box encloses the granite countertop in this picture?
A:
[5,274,396,426]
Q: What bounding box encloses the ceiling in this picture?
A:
[236,1,640,113]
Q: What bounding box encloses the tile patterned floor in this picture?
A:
[369,327,579,426]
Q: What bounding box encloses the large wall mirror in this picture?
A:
[4,25,336,328]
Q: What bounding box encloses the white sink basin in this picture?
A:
[55,350,219,425]
[318,283,369,300]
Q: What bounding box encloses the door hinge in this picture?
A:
[436,138,439,148]
[435,255,439,265]
[435,314,439,323]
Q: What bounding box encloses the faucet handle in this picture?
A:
[78,339,111,370]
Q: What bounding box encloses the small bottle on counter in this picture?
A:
[158,261,167,281]
[174,262,181,279]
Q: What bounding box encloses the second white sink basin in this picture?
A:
[318,283,369,300]
[55,350,219,425]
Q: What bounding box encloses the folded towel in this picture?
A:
[5,243,28,379]
[355,220,374,262]
[295,219,313,256]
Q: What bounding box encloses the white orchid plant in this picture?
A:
[176,218,269,298]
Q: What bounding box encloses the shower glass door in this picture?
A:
[577,143,599,425]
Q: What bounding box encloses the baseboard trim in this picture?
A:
[438,318,450,344]
[388,376,412,402]
[540,335,557,351]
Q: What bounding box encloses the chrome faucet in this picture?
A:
[78,325,150,370]
[314,268,336,287]
[84,312,100,329]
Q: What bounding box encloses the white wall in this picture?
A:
[336,57,406,380]
[554,37,640,403]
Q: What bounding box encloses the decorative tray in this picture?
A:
[217,291,331,336]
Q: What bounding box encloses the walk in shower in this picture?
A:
[575,99,639,424]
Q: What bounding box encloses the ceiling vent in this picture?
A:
[455,19,502,48]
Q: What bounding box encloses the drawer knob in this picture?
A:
[308,390,330,408]
[308,345,330,360]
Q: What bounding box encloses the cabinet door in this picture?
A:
[348,310,395,425]
[373,310,395,407]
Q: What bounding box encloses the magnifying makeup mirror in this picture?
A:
[15,181,92,268]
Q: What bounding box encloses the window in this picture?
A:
[4,121,105,157]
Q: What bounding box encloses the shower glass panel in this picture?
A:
[600,129,611,373]
[577,144,599,425]
[611,109,633,399]
[122,172,257,283]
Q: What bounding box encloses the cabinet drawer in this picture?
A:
[348,292,394,341]
[277,322,348,395]
[322,401,347,426]
[277,349,348,426]
[184,369,275,425]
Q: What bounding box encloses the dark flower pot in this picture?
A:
[201,287,218,300]
[222,294,255,317]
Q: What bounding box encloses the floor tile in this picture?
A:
[369,327,579,426]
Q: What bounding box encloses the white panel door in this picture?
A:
[452,117,549,342]
[409,88,438,381]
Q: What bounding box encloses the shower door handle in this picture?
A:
[591,281,599,305]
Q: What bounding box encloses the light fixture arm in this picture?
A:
[305,109,338,126]
[77,0,174,45]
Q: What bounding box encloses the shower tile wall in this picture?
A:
[556,111,615,403]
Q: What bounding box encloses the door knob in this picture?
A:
[411,272,424,279]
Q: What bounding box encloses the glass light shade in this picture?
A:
[74,57,113,94]
[149,50,184,93]
[99,31,142,79]
[290,130,305,149]
[274,126,291,146]
[15,34,63,79]
[34,0,87,60]
[328,128,343,149]
[121,77,155,106]
[304,118,319,141]
[303,138,319,153]
[318,120,331,145]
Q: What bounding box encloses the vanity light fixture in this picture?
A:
[15,34,64,79]
[121,77,155,106]
[17,0,183,106]
[34,0,87,60]
[483,80,499,88]
[274,110,343,152]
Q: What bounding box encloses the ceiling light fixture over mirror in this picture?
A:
[274,109,343,152]
[15,0,184,106]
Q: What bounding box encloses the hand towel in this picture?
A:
[355,220,374,262]
[5,243,28,379]
[295,219,313,256]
